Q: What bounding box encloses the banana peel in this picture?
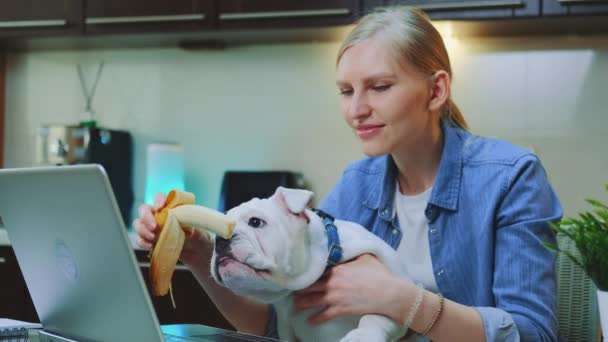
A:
[149,189,236,296]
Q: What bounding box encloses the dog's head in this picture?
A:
[211,187,316,302]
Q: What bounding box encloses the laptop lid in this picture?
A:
[0,164,164,342]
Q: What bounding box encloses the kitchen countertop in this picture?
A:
[0,228,144,250]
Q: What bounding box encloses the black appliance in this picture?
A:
[218,171,305,212]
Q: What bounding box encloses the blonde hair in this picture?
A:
[337,6,468,130]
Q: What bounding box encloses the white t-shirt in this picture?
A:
[394,184,438,292]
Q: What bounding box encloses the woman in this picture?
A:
[135,6,562,341]
[291,6,561,341]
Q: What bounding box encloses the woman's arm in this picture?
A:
[486,155,562,341]
[294,254,486,341]
[391,277,486,341]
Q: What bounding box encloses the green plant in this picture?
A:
[545,184,608,292]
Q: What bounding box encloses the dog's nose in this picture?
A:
[215,235,232,254]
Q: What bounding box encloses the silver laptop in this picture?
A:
[0,164,278,342]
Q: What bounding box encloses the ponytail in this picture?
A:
[444,98,468,130]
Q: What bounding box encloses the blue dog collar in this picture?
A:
[311,208,343,267]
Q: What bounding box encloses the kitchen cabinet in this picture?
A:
[135,250,234,330]
[366,0,541,19]
[84,0,213,35]
[0,247,25,320]
[0,246,38,322]
[0,53,4,169]
[0,0,82,38]
[0,0,606,49]
[542,0,608,16]
[217,0,361,29]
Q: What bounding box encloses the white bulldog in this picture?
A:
[210,187,413,342]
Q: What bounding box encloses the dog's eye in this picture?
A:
[248,217,266,228]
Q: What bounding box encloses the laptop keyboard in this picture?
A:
[165,334,203,341]
[164,331,280,342]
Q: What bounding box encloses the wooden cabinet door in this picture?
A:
[543,0,608,16]
[369,0,540,19]
[85,0,213,34]
[217,0,360,29]
[23,286,40,323]
[0,247,26,320]
[0,0,82,38]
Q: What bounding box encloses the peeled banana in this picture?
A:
[150,212,185,296]
[154,190,196,228]
[149,190,236,296]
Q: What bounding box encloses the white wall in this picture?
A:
[4,33,608,220]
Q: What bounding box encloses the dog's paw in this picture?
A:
[339,328,385,342]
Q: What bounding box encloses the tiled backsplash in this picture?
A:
[4,35,608,219]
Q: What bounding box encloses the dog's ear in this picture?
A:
[273,187,313,222]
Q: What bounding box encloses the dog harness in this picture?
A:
[311,208,343,267]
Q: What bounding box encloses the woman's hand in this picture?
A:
[293,254,414,325]
[132,192,213,267]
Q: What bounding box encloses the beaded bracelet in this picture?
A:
[421,293,444,336]
[403,287,425,328]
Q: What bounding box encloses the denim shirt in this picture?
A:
[265,120,562,341]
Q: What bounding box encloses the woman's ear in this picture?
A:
[428,70,450,112]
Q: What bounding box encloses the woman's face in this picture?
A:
[336,37,434,156]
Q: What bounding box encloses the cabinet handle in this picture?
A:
[0,19,67,28]
[414,0,524,11]
[86,14,205,25]
[219,8,351,21]
[138,261,190,271]
[0,257,5,264]
[557,0,608,4]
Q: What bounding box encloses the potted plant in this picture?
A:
[546,184,608,341]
